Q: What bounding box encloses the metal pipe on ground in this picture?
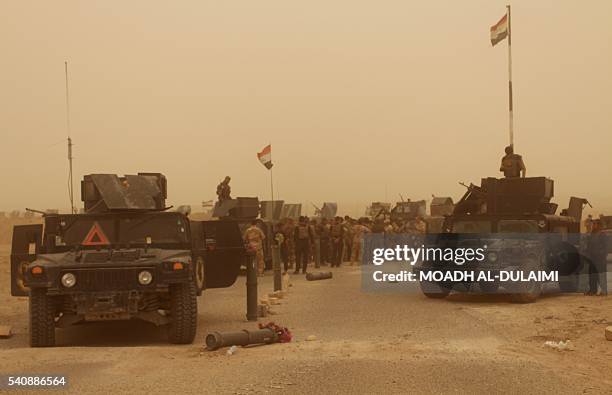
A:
[206,328,278,351]
[306,272,333,281]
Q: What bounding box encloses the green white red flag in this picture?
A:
[257,144,273,170]
[490,13,509,46]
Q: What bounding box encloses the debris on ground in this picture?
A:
[605,326,612,341]
[0,325,12,338]
[226,345,237,356]
[305,272,333,281]
[259,322,292,343]
[268,291,285,299]
[305,335,317,341]
[544,340,574,351]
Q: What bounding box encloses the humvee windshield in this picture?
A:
[452,220,491,233]
[498,220,539,233]
[54,213,189,248]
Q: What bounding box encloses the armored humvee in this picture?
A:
[11,173,246,347]
[415,177,588,303]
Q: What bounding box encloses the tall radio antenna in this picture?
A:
[65,61,75,214]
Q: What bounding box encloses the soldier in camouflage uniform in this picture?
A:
[283,218,296,270]
[343,216,354,263]
[244,220,266,276]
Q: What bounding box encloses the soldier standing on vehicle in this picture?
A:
[294,216,314,274]
[216,176,232,202]
[244,220,266,276]
[499,145,526,178]
[586,220,608,296]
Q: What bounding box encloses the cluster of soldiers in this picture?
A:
[243,214,428,276]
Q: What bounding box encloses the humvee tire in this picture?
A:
[558,274,580,293]
[419,280,451,299]
[510,258,541,304]
[168,282,197,344]
[29,288,56,347]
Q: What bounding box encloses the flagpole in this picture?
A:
[269,143,274,203]
[270,166,274,203]
[507,4,514,147]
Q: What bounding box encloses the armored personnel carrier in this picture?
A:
[11,173,246,347]
[415,176,588,303]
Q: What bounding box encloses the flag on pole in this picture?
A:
[490,13,509,46]
[257,144,273,169]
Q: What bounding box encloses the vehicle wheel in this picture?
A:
[29,288,56,347]
[510,258,541,303]
[194,256,205,295]
[419,280,451,299]
[167,281,197,344]
[558,274,579,293]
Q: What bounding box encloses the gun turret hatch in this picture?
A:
[81,173,167,213]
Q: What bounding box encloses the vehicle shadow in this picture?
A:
[55,320,169,347]
[445,291,560,304]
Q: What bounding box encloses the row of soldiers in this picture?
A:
[244,215,428,276]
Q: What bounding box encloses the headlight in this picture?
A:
[61,273,76,288]
[488,252,498,262]
[138,270,153,285]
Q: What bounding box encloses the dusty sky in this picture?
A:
[1,1,611,216]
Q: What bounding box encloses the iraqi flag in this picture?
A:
[490,13,509,46]
[257,144,273,169]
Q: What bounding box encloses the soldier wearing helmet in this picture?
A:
[499,146,526,178]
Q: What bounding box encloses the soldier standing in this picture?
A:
[586,220,608,296]
[244,220,266,276]
[351,218,371,265]
[216,176,232,201]
[294,216,314,274]
[499,145,526,178]
[414,216,427,234]
[584,214,594,233]
[283,218,296,270]
[342,216,353,263]
[310,218,321,269]
[319,218,331,266]
[330,217,344,267]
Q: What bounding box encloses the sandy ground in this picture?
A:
[0,244,611,394]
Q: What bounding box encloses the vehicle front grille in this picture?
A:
[65,267,153,291]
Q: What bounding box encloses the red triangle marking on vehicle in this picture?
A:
[82,222,110,246]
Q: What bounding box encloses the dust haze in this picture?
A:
[2,1,611,216]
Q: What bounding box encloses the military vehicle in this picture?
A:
[365,202,391,219]
[390,200,426,223]
[11,173,246,347]
[415,176,588,303]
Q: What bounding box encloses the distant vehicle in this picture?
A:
[11,173,246,347]
[414,177,589,303]
[365,202,391,219]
